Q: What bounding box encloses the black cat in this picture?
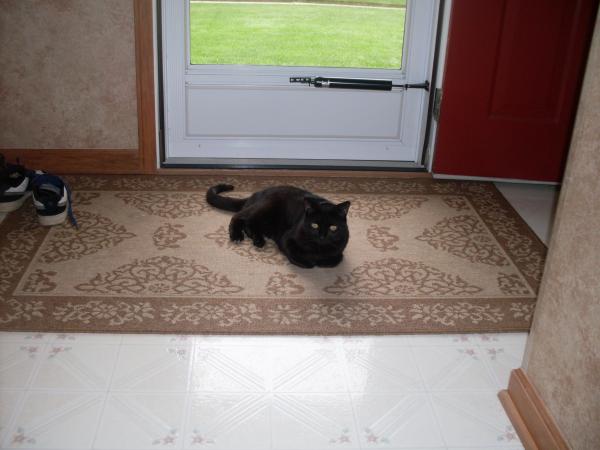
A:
[206,184,351,268]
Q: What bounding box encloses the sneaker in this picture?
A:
[0,154,33,213]
[31,173,77,227]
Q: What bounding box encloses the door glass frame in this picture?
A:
[184,1,411,78]
[183,0,413,84]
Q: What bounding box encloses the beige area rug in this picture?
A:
[0,175,546,334]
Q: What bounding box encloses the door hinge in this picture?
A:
[433,88,442,121]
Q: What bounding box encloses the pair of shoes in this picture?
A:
[0,155,76,227]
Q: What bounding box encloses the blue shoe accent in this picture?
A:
[31,173,78,227]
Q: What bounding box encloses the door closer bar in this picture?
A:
[289,77,429,91]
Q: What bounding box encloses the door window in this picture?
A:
[189,0,407,69]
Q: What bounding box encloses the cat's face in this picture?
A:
[301,198,350,249]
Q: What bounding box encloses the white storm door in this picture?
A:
[161,0,437,166]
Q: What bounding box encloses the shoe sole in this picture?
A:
[0,192,31,212]
[38,209,67,226]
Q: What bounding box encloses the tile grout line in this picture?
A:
[89,334,124,449]
[477,339,527,449]
[473,334,505,389]
[1,337,51,448]
[179,339,197,450]
[336,338,362,449]
[268,344,274,450]
[408,343,449,449]
[477,343,505,391]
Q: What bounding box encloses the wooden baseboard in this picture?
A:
[499,369,570,450]
[0,149,142,174]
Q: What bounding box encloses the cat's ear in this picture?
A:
[304,197,320,212]
[336,201,351,217]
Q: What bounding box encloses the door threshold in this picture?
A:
[161,157,427,172]
[158,159,431,178]
[158,167,432,178]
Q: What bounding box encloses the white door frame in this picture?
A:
[160,0,440,168]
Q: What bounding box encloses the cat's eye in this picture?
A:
[311,222,319,229]
[329,225,338,232]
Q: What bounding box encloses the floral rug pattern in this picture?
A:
[0,175,546,334]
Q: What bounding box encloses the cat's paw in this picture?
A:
[228,229,244,242]
[228,221,245,242]
[317,254,343,267]
[289,258,315,269]
[252,237,266,248]
[230,233,244,242]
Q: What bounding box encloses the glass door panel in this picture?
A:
[189,0,406,69]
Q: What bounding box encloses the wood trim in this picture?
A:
[498,389,538,450]
[1,1,157,174]
[157,168,433,178]
[0,149,141,174]
[133,0,158,173]
[499,369,570,450]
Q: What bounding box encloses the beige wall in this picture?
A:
[0,0,138,149]
[522,10,600,450]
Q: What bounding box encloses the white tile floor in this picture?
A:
[0,182,560,450]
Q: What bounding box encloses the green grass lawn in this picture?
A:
[190,2,405,68]
[192,0,407,6]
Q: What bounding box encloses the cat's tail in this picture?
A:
[206,184,248,212]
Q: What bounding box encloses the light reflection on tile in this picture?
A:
[0,333,527,449]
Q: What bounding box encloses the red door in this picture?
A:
[433,0,598,182]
